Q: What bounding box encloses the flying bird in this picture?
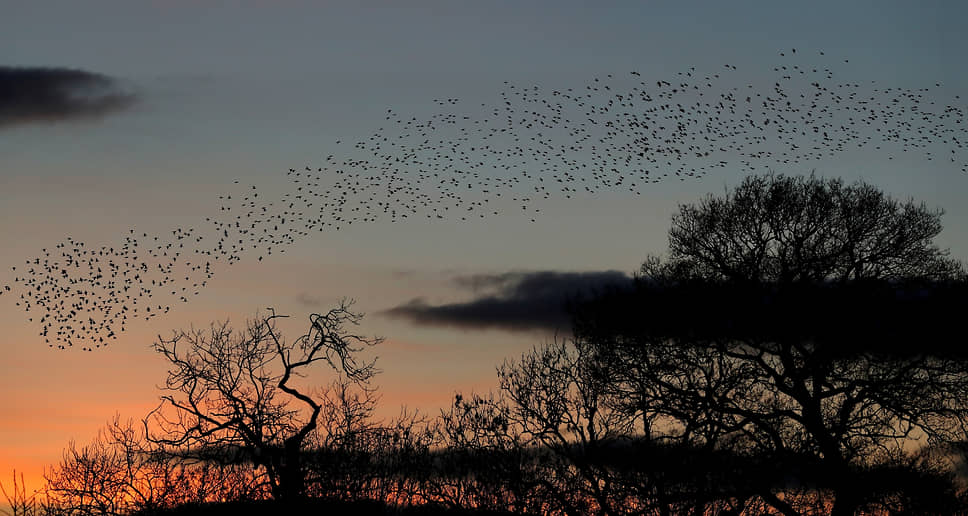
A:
[3,49,965,350]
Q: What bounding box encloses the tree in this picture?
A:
[145,299,381,502]
[40,415,262,515]
[429,390,542,513]
[573,173,968,515]
[662,172,965,284]
[496,338,640,516]
[1,470,40,516]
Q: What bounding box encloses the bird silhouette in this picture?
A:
[2,49,965,350]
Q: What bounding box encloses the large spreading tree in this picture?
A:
[571,173,968,515]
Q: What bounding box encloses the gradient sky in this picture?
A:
[2,0,968,499]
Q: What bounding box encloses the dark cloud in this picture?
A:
[0,66,135,127]
[382,270,633,332]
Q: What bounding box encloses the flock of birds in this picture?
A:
[2,50,966,350]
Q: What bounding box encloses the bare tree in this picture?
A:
[1,470,40,516]
[145,299,381,502]
[300,378,436,506]
[39,414,264,516]
[427,389,549,514]
[497,338,647,516]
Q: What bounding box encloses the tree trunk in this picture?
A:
[277,441,305,501]
[830,484,859,516]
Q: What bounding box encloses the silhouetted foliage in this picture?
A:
[569,173,968,515]
[127,498,514,516]
[662,172,964,284]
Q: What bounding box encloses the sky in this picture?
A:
[2,0,968,500]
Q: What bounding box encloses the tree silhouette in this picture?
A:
[39,415,264,515]
[145,299,381,502]
[662,172,965,285]
[571,173,968,515]
[17,173,968,515]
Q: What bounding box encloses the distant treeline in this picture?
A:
[7,276,968,516]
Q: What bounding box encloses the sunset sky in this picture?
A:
[2,0,967,500]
